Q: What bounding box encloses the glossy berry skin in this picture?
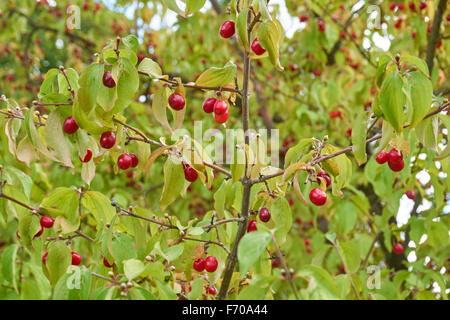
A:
[389,3,396,10]
[79,148,93,163]
[128,153,139,168]
[309,188,327,206]
[393,243,404,255]
[213,100,228,115]
[193,258,206,272]
[71,252,82,265]
[168,93,185,111]
[103,257,113,268]
[408,2,415,10]
[42,252,48,265]
[102,70,116,88]
[299,14,309,22]
[259,207,271,223]
[329,110,341,119]
[398,3,405,10]
[34,226,44,238]
[207,287,217,295]
[40,216,54,228]
[251,38,266,55]
[118,153,132,170]
[202,98,217,113]
[204,256,218,273]
[219,20,235,38]
[100,131,116,149]
[247,220,257,232]
[184,165,198,182]
[375,150,389,164]
[406,190,416,200]
[388,159,404,172]
[317,171,331,187]
[317,20,325,32]
[63,116,79,134]
[214,109,229,124]
[419,1,426,10]
[388,148,403,164]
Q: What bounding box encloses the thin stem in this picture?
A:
[332,242,360,300]
[271,234,299,300]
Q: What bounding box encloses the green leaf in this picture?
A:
[284,138,314,168]
[434,114,450,160]
[376,54,392,88]
[415,113,438,152]
[164,244,184,262]
[332,201,357,235]
[195,62,237,87]
[237,231,271,276]
[138,58,162,79]
[185,0,206,15]
[1,244,19,292]
[82,191,116,225]
[111,233,137,263]
[256,21,284,71]
[402,55,429,76]
[44,110,74,168]
[159,156,185,211]
[379,72,405,132]
[46,241,72,287]
[337,240,361,274]
[237,8,250,51]
[406,71,432,128]
[299,265,340,300]
[77,63,104,113]
[152,87,172,133]
[351,112,368,165]
[124,259,145,280]
[122,35,139,53]
[161,0,184,15]
[155,279,178,300]
[270,197,292,245]
[187,277,204,300]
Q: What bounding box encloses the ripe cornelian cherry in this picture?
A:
[393,243,404,255]
[42,252,48,265]
[247,220,257,232]
[317,20,325,32]
[34,226,44,238]
[79,148,93,163]
[202,97,217,113]
[214,109,229,124]
[184,164,198,182]
[271,257,281,268]
[317,171,331,187]
[389,3,396,10]
[204,256,218,273]
[208,287,217,295]
[63,116,79,134]
[299,14,309,22]
[193,258,206,272]
[419,1,426,10]
[309,188,327,206]
[259,207,271,223]
[251,38,266,55]
[102,70,116,88]
[388,148,403,163]
[398,3,405,10]
[118,153,132,170]
[213,100,228,115]
[100,131,116,149]
[128,153,139,168]
[71,252,82,265]
[304,238,311,246]
[40,216,54,228]
[406,190,416,200]
[168,93,185,111]
[375,150,389,164]
[219,20,235,38]
[103,256,113,268]
[388,159,404,172]
[329,110,341,119]
[408,1,415,10]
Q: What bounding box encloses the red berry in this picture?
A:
[128,153,139,168]
[375,150,389,164]
[299,14,309,22]
[71,251,82,265]
[126,171,133,179]
[259,207,271,223]
[447,14,450,22]
[213,100,228,115]
[34,226,44,238]
[118,153,132,170]
[102,70,116,88]
[398,3,405,10]
[202,98,217,113]
[42,252,48,265]
[247,220,257,232]
[251,38,266,55]
[271,257,281,268]
[184,165,198,182]
[329,110,341,119]
[388,159,405,172]
[317,20,325,32]
[304,238,310,246]
[103,256,113,268]
[339,264,346,273]
[207,286,217,295]
[389,3,396,10]
[408,2,415,10]
[168,93,185,111]
[214,109,229,124]
[100,131,116,149]
[314,69,321,76]
[40,216,54,228]
[317,171,331,187]
[79,148,93,163]
[411,31,416,39]
[388,148,403,164]
[16,230,21,239]
[193,258,206,272]
[63,116,79,134]
[137,54,145,63]
[219,20,235,38]
[309,188,327,206]
[346,128,352,137]
[393,243,404,255]
[406,190,416,200]
[204,256,218,273]
[419,1,426,10]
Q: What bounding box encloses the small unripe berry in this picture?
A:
[63,116,79,134]
[309,188,327,206]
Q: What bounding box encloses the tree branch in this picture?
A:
[425,0,447,73]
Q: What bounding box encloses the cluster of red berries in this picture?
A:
[375,148,405,172]
[202,97,229,124]
[309,171,331,206]
[193,256,218,273]
[117,153,139,170]
[247,207,271,233]
[219,20,266,56]
[182,162,198,183]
